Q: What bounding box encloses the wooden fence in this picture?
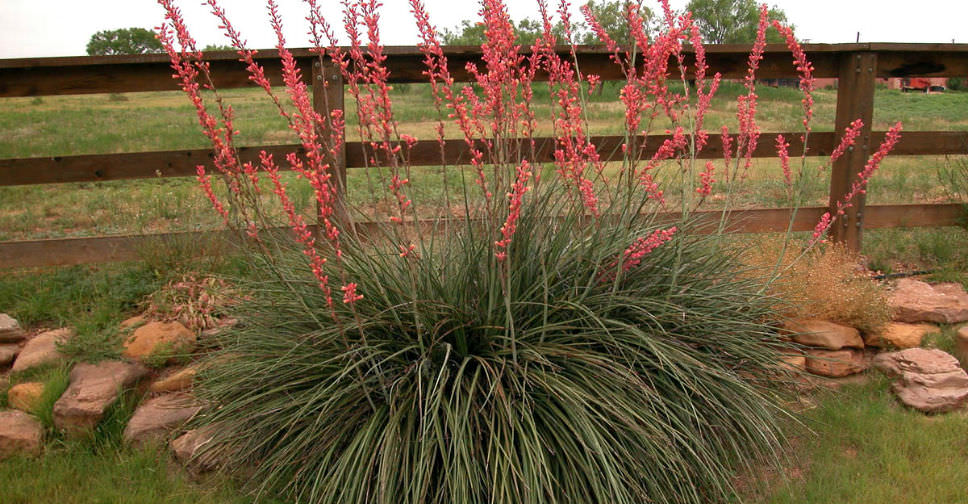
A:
[1,43,967,268]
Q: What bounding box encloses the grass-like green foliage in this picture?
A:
[744,375,968,504]
[864,227,968,288]
[91,388,143,452]
[0,363,70,426]
[31,365,72,430]
[193,189,797,504]
[0,443,271,504]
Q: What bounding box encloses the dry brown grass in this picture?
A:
[742,237,894,333]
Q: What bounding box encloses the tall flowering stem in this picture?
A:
[826,119,865,170]
[776,134,792,191]
[811,122,904,244]
[733,4,768,181]
[495,160,534,261]
[600,227,678,283]
[773,21,815,136]
[534,0,604,216]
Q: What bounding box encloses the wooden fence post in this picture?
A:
[828,51,877,251]
[312,59,346,225]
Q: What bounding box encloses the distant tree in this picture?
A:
[203,44,235,52]
[684,0,788,44]
[441,19,546,46]
[86,28,164,56]
[576,0,653,46]
[441,1,651,47]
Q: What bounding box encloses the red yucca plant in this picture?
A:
[156,1,900,503]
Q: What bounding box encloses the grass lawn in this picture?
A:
[0,83,965,240]
[744,374,968,504]
[0,444,271,504]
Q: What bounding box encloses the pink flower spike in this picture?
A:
[810,212,832,245]
[696,162,715,197]
[772,20,815,134]
[776,134,792,188]
[494,160,534,259]
[196,165,229,224]
[341,283,363,304]
[600,227,678,283]
[827,118,864,169]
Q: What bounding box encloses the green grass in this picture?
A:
[0,253,247,363]
[0,363,70,420]
[30,365,71,430]
[0,85,964,241]
[863,226,968,287]
[745,375,968,504]
[0,443,275,504]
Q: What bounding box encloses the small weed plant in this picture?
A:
[156,0,902,502]
[144,273,237,332]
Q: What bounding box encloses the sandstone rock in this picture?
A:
[779,354,807,371]
[52,360,148,436]
[123,321,196,364]
[890,278,968,324]
[873,347,961,377]
[123,393,203,447]
[171,426,218,472]
[864,322,940,349]
[149,366,197,393]
[0,410,43,459]
[956,325,968,361]
[120,315,147,330]
[0,314,25,343]
[0,344,20,366]
[11,328,73,373]
[804,348,869,377]
[7,382,45,413]
[783,319,863,350]
[873,348,968,413]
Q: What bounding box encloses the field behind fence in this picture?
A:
[1,43,966,268]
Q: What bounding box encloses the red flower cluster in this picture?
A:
[494,160,534,261]
[600,227,678,283]
[811,122,903,243]
[773,21,815,134]
[621,227,678,273]
[827,118,865,169]
[776,134,792,189]
[731,4,769,181]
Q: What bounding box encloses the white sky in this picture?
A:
[1,0,966,59]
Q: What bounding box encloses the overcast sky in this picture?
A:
[1,0,966,59]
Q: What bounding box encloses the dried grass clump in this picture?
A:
[742,237,893,333]
[143,273,237,332]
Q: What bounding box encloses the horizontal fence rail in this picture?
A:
[3,43,968,96]
[1,43,967,267]
[3,131,968,186]
[1,204,962,269]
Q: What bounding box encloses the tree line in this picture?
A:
[87,0,789,56]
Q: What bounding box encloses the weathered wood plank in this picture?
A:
[828,52,877,250]
[2,204,961,268]
[5,43,965,97]
[3,131,964,187]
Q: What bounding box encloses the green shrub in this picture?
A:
[193,197,797,504]
[156,0,897,501]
